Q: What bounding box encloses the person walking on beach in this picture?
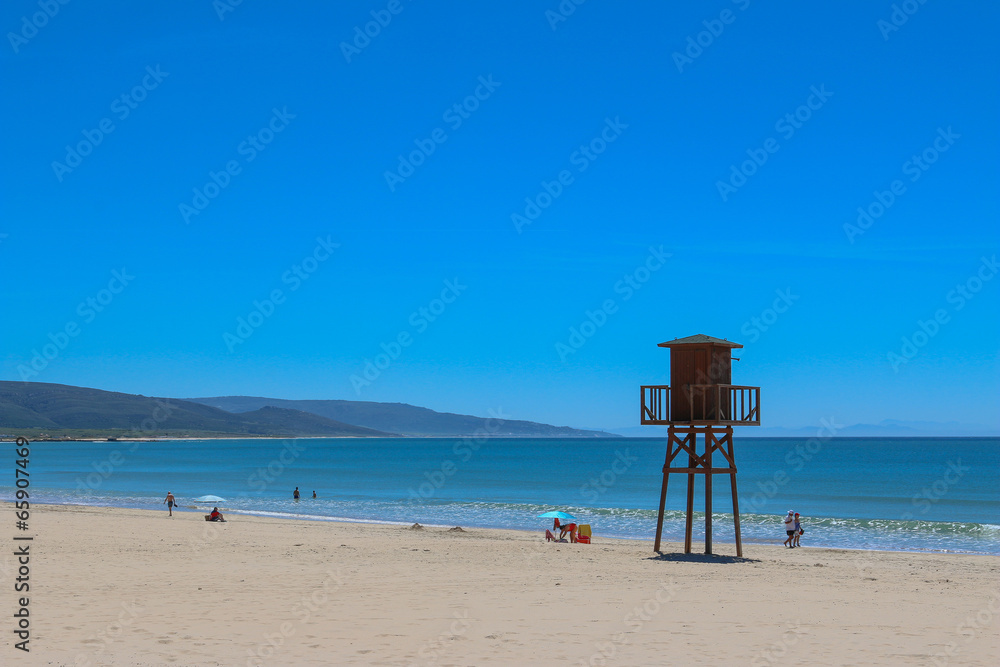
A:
[783,510,796,547]
[164,491,176,517]
[793,513,803,547]
[293,487,300,500]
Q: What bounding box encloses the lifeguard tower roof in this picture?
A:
[657,334,742,349]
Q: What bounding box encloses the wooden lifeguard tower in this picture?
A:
[640,334,760,556]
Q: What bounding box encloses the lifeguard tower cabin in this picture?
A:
[640,334,760,556]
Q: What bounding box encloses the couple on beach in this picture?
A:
[783,510,804,548]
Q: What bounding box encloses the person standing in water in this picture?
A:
[293,487,300,500]
[312,490,317,498]
[164,491,176,517]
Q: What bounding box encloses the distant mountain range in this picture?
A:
[185,396,613,437]
[0,382,388,438]
[0,381,613,438]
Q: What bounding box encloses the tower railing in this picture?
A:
[640,384,760,425]
[640,385,672,423]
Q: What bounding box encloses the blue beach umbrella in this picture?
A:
[194,495,227,503]
[537,511,577,521]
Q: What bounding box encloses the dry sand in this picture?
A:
[5,503,998,666]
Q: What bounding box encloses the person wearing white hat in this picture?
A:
[783,510,796,547]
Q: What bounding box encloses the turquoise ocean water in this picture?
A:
[7,437,999,555]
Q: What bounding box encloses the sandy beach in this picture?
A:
[6,503,998,666]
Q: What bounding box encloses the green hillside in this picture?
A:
[0,382,391,438]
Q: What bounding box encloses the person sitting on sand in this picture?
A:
[793,513,803,547]
[209,507,226,522]
[164,491,176,517]
[783,510,796,548]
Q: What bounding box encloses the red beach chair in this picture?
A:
[545,529,556,542]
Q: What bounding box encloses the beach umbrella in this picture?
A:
[194,495,227,503]
[537,511,577,520]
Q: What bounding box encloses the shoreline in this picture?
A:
[25,501,1000,556]
[17,500,1000,558]
[14,503,1000,665]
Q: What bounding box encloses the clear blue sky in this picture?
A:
[2,1,997,432]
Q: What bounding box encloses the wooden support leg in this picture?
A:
[730,471,742,558]
[653,437,672,553]
[728,431,742,558]
[684,433,694,554]
[705,430,713,555]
